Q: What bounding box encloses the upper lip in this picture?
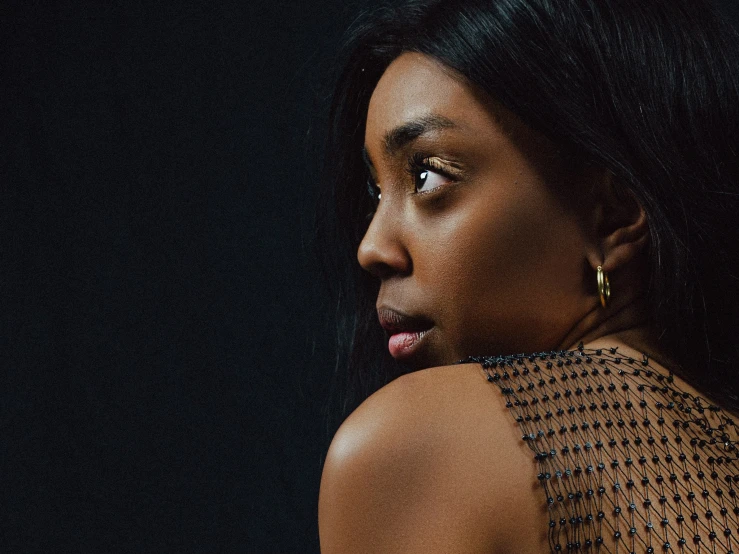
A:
[377,307,433,334]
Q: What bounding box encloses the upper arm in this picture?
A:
[318,377,442,554]
[318,365,529,554]
[318,403,426,553]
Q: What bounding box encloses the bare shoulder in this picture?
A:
[325,363,506,460]
[318,364,544,554]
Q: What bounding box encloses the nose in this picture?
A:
[357,206,412,279]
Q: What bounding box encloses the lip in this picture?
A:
[377,307,434,359]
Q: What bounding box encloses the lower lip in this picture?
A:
[387,329,430,359]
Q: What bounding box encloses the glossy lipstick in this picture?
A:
[377,307,433,360]
[387,330,430,358]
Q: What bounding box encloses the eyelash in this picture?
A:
[367,176,380,203]
[365,153,456,208]
[405,153,454,195]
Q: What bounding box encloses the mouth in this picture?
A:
[377,307,434,360]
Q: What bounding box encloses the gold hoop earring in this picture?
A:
[597,266,611,308]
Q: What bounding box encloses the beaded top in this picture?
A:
[458,345,739,554]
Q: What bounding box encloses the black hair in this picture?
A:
[314,0,739,417]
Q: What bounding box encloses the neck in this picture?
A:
[555,293,674,371]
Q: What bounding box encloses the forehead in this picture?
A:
[365,52,496,145]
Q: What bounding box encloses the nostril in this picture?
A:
[371,261,399,280]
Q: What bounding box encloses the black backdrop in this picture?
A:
[3,1,738,553]
[2,1,369,552]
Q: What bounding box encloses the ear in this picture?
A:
[584,172,649,273]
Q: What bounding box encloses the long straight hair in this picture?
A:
[314,0,739,417]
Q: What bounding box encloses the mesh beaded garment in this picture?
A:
[457,345,739,554]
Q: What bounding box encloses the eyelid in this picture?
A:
[407,153,464,196]
[422,156,463,177]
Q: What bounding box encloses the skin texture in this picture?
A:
[319,53,655,553]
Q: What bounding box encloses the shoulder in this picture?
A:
[320,364,504,491]
[325,363,501,461]
[318,363,540,553]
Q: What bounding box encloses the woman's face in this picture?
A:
[359,52,593,370]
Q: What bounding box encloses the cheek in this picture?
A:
[410,181,586,350]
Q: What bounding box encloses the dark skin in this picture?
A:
[318,52,674,553]
[357,53,653,370]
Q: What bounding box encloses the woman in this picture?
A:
[315,0,739,552]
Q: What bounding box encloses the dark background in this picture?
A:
[2,1,738,553]
[2,1,369,552]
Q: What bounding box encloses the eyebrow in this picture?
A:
[384,114,456,155]
[362,114,457,166]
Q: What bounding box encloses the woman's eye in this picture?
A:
[414,168,447,194]
[408,155,456,194]
[367,177,381,202]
